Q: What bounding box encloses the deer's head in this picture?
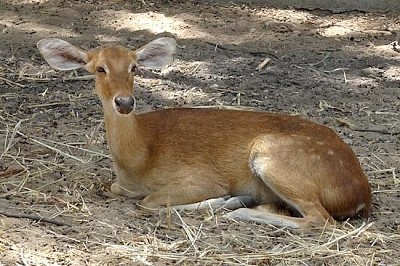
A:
[37,37,176,115]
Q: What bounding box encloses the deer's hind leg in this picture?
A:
[225,202,334,228]
[226,136,335,228]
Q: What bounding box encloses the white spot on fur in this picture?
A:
[250,156,273,178]
[356,203,365,213]
[251,159,265,177]
[311,154,321,161]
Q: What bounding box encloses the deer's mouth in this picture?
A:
[116,105,134,115]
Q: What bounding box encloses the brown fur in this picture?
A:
[37,38,372,228]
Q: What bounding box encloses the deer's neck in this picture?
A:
[102,104,148,168]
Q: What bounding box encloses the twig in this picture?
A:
[206,41,229,52]
[20,249,31,266]
[63,75,95,81]
[0,76,25,88]
[336,118,400,135]
[25,102,72,109]
[292,64,349,79]
[204,41,278,58]
[256,57,271,70]
[1,119,26,158]
[174,209,201,253]
[323,67,349,74]
[213,43,218,52]
[309,52,332,67]
[353,128,400,135]
[318,100,346,112]
[290,53,333,75]
[186,62,203,75]
[17,77,53,83]
[32,135,110,158]
[0,211,72,226]
[18,75,94,83]
[188,105,256,111]
[291,64,322,77]
[342,69,348,83]
[210,86,247,95]
[320,222,371,249]
[16,131,87,163]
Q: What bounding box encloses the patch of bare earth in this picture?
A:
[0,0,399,265]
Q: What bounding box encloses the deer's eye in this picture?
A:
[96,66,106,73]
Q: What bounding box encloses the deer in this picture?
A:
[37,37,372,228]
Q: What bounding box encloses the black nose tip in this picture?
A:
[114,96,135,114]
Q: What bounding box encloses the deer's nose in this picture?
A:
[114,96,135,115]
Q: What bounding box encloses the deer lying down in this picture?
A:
[37,37,372,228]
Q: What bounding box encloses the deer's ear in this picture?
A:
[135,37,176,69]
[37,38,88,70]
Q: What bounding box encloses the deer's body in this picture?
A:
[37,37,372,228]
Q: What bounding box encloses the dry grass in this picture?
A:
[1,67,399,265]
[1,1,399,264]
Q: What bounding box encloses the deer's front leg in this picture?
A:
[140,172,230,209]
[110,165,149,199]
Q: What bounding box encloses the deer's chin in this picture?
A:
[116,106,134,115]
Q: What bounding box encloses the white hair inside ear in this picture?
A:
[135,37,177,69]
[37,38,87,71]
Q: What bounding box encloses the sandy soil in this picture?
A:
[0,0,399,265]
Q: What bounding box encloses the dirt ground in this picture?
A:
[0,0,399,265]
